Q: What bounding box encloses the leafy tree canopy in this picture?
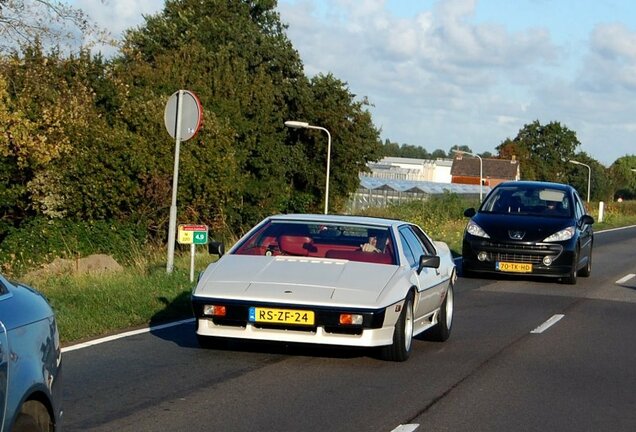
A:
[610,155,636,200]
[496,120,580,182]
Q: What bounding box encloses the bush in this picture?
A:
[0,217,148,276]
[360,192,477,228]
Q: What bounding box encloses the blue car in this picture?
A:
[462,181,594,284]
[1,274,63,431]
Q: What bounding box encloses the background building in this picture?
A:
[450,155,520,187]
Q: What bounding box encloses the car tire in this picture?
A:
[13,401,51,432]
[562,250,579,285]
[381,292,414,362]
[427,283,454,342]
[577,249,592,277]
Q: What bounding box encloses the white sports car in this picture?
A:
[192,214,456,361]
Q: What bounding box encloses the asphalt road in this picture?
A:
[62,226,636,432]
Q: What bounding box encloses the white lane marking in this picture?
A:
[596,224,636,234]
[531,314,565,334]
[616,274,636,285]
[61,318,195,353]
[391,425,419,432]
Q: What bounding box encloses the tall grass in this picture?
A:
[21,247,216,343]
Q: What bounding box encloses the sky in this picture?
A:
[72,0,636,166]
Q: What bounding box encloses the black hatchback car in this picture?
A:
[462,181,594,284]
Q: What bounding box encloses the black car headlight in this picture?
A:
[543,226,575,242]
[466,220,490,239]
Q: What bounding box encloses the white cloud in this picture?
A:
[73,0,163,55]
[279,0,635,165]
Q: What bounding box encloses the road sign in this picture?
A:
[178,224,208,245]
[164,90,203,141]
[165,90,204,274]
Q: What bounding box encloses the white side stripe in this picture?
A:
[62,318,195,353]
[531,314,565,334]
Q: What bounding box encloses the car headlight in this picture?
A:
[543,226,575,242]
[466,220,490,239]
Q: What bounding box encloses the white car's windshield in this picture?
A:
[233,220,396,264]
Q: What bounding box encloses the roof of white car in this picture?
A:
[268,213,405,228]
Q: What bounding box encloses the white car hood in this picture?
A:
[195,255,400,308]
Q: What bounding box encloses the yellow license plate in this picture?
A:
[496,261,533,273]
[249,307,315,325]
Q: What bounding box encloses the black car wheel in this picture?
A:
[381,292,414,362]
[13,401,51,432]
[577,248,592,277]
[562,249,579,285]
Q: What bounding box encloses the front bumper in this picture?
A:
[462,236,575,278]
[191,297,400,347]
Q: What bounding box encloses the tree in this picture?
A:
[449,144,472,156]
[0,46,89,225]
[114,0,380,234]
[286,73,381,211]
[496,120,580,181]
[0,0,109,53]
[610,155,636,200]
[431,149,447,159]
[566,152,613,202]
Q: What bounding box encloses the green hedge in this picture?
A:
[0,218,148,276]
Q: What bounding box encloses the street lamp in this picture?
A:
[285,121,332,214]
[453,149,483,202]
[569,159,591,202]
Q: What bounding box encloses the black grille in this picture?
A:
[481,242,563,263]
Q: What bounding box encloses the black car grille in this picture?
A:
[481,242,563,263]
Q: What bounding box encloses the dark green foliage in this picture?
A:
[0,217,148,276]
[0,0,383,271]
[610,155,636,200]
[380,140,449,159]
[496,120,580,182]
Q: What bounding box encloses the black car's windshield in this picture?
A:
[481,186,572,218]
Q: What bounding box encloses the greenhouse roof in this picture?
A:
[358,176,490,195]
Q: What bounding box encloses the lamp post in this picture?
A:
[285,121,332,214]
[569,159,591,202]
[453,149,483,202]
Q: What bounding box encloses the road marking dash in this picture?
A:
[616,274,636,285]
[531,314,565,334]
[391,425,419,432]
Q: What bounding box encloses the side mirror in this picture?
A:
[208,241,225,258]
[464,208,476,217]
[580,215,595,226]
[417,254,440,274]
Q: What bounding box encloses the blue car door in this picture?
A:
[0,318,7,429]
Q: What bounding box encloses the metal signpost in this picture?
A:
[164,90,203,273]
[178,224,209,282]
